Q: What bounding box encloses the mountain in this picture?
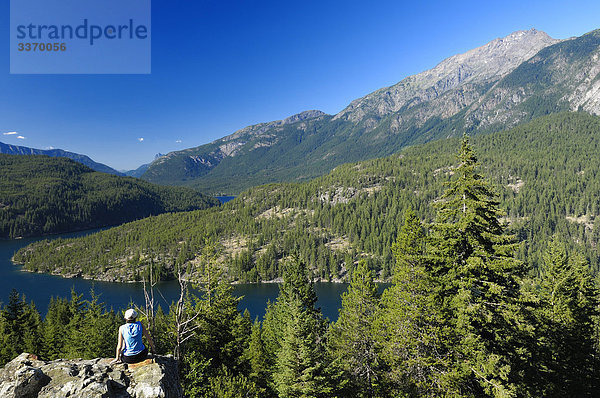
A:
[0,141,124,176]
[141,110,328,191]
[14,112,600,282]
[123,153,166,178]
[139,28,600,195]
[0,154,220,239]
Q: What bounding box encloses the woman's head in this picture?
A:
[124,308,138,323]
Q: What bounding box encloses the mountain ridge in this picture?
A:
[141,28,600,194]
[0,154,219,239]
[0,141,124,176]
[333,28,560,123]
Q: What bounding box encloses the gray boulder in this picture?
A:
[0,353,182,398]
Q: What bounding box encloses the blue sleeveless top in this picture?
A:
[120,321,145,356]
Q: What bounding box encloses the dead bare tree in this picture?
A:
[142,260,157,337]
[172,238,222,361]
[173,266,202,361]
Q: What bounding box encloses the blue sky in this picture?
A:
[1,0,600,170]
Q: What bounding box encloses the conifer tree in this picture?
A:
[20,301,42,357]
[328,260,380,397]
[41,297,72,360]
[428,136,527,396]
[375,210,449,396]
[245,319,271,395]
[181,239,255,397]
[0,290,42,365]
[534,238,599,396]
[265,257,329,397]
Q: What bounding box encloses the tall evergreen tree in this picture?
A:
[534,237,599,396]
[0,290,42,365]
[41,296,73,360]
[181,239,255,397]
[428,136,527,397]
[264,257,329,397]
[328,260,380,397]
[375,210,449,396]
[245,318,271,395]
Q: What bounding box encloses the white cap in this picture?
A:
[124,308,138,320]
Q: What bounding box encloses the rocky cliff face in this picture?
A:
[334,29,560,124]
[0,353,182,398]
[140,28,600,195]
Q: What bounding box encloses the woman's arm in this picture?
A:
[114,327,123,361]
[142,324,156,354]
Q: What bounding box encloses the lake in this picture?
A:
[0,229,351,321]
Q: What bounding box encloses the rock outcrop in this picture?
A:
[0,353,182,398]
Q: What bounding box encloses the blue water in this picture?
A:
[216,196,236,204]
[0,230,349,320]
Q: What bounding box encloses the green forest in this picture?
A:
[13,112,600,283]
[2,136,598,397]
[0,154,219,239]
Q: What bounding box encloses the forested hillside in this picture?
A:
[0,154,219,239]
[0,141,124,175]
[3,136,597,396]
[13,112,600,281]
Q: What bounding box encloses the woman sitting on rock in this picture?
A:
[112,308,156,364]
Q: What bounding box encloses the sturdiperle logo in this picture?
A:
[10,0,151,74]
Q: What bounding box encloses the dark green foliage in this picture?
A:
[65,290,120,359]
[262,258,330,397]
[0,289,42,365]
[375,211,448,396]
[327,260,381,397]
[15,112,600,284]
[426,136,527,396]
[40,296,75,360]
[0,289,120,366]
[245,319,270,395]
[3,134,600,396]
[0,154,219,239]
[180,283,253,397]
[530,238,599,396]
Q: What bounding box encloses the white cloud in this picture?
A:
[138,137,144,142]
[3,132,17,135]
[45,146,55,150]
[175,139,182,143]
[16,136,25,140]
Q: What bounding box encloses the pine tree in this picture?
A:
[20,301,42,357]
[64,289,86,359]
[0,290,42,365]
[534,238,599,396]
[375,210,449,396]
[245,319,271,396]
[428,136,527,397]
[41,296,72,360]
[266,257,329,397]
[181,241,254,397]
[327,260,380,397]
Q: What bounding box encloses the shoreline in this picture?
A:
[13,262,389,285]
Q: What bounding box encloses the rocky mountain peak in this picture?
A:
[334,29,560,123]
[282,110,327,124]
[218,110,327,144]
